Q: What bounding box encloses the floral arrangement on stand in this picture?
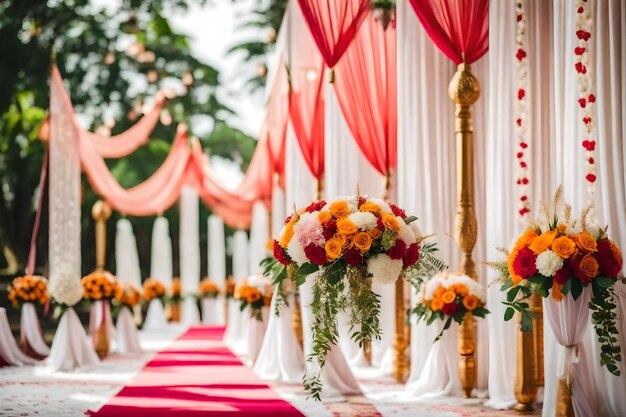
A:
[113,283,141,310]
[234,275,272,321]
[81,271,122,302]
[413,271,488,341]
[7,275,49,307]
[489,188,623,376]
[262,193,444,399]
[167,278,183,322]
[198,278,220,299]
[142,278,166,302]
[225,276,236,299]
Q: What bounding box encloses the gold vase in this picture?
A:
[169,302,181,322]
[514,313,537,412]
[94,318,110,359]
[556,378,574,417]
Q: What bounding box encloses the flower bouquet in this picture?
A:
[113,283,142,354]
[167,278,183,322]
[7,275,50,358]
[225,276,236,299]
[82,271,120,358]
[262,194,444,399]
[142,278,166,302]
[198,278,220,299]
[234,275,272,321]
[414,271,488,342]
[114,283,141,310]
[490,188,623,377]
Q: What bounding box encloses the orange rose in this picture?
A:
[381,214,400,231]
[556,224,568,234]
[515,228,539,250]
[433,286,445,299]
[335,233,348,247]
[575,231,598,253]
[359,201,382,215]
[318,211,332,223]
[329,201,350,218]
[579,253,599,280]
[368,228,382,239]
[337,218,358,235]
[431,298,444,311]
[552,236,577,259]
[507,248,524,286]
[529,231,558,254]
[462,294,478,311]
[353,232,372,253]
[441,290,456,304]
[453,284,469,297]
[325,238,343,259]
[551,282,565,301]
[247,290,261,303]
[280,224,294,249]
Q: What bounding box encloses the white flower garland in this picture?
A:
[515,0,531,219]
[574,0,597,212]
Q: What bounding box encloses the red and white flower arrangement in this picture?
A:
[515,0,531,218]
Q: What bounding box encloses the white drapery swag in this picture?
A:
[115,219,142,288]
[200,298,221,326]
[208,215,226,326]
[146,216,173,329]
[0,308,37,366]
[47,308,99,372]
[21,303,50,357]
[397,0,489,397]
[179,186,201,326]
[89,300,116,353]
[116,306,141,354]
[247,306,269,364]
[225,230,250,354]
[248,201,269,275]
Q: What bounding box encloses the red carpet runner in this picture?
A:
[93,327,304,417]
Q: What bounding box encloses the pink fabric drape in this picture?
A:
[289,63,326,180]
[297,0,371,68]
[80,94,165,158]
[409,0,489,65]
[265,59,290,182]
[333,13,397,176]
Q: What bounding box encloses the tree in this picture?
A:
[0,0,255,277]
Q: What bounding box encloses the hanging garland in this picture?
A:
[515,0,530,219]
[574,0,597,210]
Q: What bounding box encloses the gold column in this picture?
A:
[92,200,112,272]
[393,277,410,381]
[289,264,304,349]
[514,293,544,412]
[449,63,480,398]
[556,378,574,417]
[533,293,544,388]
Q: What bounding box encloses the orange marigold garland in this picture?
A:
[489,187,623,376]
[515,0,531,218]
[81,271,122,301]
[7,275,49,307]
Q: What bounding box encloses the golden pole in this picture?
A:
[393,276,409,381]
[449,63,480,398]
[533,293,545,388]
[514,293,544,412]
[92,200,112,272]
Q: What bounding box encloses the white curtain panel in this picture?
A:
[248,201,270,275]
[0,308,37,366]
[115,219,142,288]
[225,230,250,353]
[21,302,50,357]
[247,307,270,364]
[200,298,221,326]
[143,299,168,330]
[88,300,116,352]
[47,308,99,371]
[115,306,141,355]
[179,186,201,325]
[271,181,286,238]
[397,0,489,395]
[150,216,173,287]
[208,215,226,326]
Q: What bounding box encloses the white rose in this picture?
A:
[367,254,403,285]
[398,218,416,245]
[348,212,377,230]
[287,238,308,266]
[536,250,563,277]
[409,222,422,239]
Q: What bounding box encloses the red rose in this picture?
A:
[284,214,293,224]
[597,239,622,277]
[322,219,337,240]
[273,240,291,266]
[403,243,420,267]
[345,249,363,266]
[358,196,367,208]
[553,267,571,285]
[377,218,385,230]
[442,302,459,316]
[512,247,538,279]
[387,239,407,260]
[305,200,327,213]
[389,203,407,219]
[304,244,327,266]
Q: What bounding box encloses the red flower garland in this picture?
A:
[515,0,531,218]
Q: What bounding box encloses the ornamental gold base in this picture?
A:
[514,312,537,412]
[169,303,181,322]
[556,378,574,417]
[292,288,304,349]
[458,313,476,398]
[393,278,409,382]
[94,321,109,359]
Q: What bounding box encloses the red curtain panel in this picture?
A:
[333,13,397,177]
[409,0,489,64]
[297,0,371,68]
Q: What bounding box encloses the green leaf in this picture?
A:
[571,278,584,300]
[594,276,614,290]
[295,262,319,286]
[507,286,521,302]
[504,307,515,321]
[561,277,572,295]
[404,216,418,224]
[326,260,346,285]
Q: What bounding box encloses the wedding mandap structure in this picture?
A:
[0,1,625,417]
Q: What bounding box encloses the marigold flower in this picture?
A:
[325,238,343,259]
[329,201,350,218]
[353,232,372,253]
[552,236,577,259]
[381,214,400,231]
[529,230,558,254]
[441,290,456,304]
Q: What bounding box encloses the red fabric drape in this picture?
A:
[288,62,326,180]
[333,13,397,176]
[265,58,290,183]
[297,0,371,68]
[409,0,489,65]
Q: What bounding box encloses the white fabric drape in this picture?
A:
[115,306,141,354]
[208,215,226,326]
[179,186,201,325]
[150,216,173,287]
[143,299,168,330]
[200,298,221,325]
[225,230,249,354]
[397,0,489,396]
[115,219,142,288]
[47,308,99,371]
[88,300,116,352]
[248,201,270,275]
[21,303,50,357]
[0,307,37,366]
[247,307,269,364]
